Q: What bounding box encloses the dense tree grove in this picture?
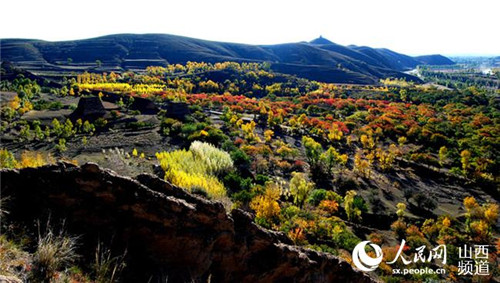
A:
[1,61,498,282]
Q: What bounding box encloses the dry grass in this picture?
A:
[31,221,79,281]
[93,240,127,283]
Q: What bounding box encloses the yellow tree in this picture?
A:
[289,172,314,207]
[241,120,258,141]
[360,134,375,149]
[396,203,406,219]
[354,151,372,178]
[250,183,281,226]
[327,124,343,142]
[264,129,274,143]
[460,150,471,176]
[376,146,395,171]
[398,136,407,146]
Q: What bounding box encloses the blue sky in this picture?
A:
[1,0,499,56]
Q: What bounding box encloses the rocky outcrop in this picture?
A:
[0,162,376,283]
[70,96,106,120]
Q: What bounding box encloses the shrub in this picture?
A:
[230,148,251,168]
[330,224,360,250]
[307,189,328,206]
[223,172,252,195]
[282,205,301,220]
[318,200,339,215]
[156,142,233,198]
[95,118,108,128]
[232,189,255,205]
[19,151,54,168]
[413,193,437,212]
[83,120,95,134]
[189,141,233,175]
[255,174,270,185]
[127,121,154,130]
[161,118,182,136]
[0,148,18,168]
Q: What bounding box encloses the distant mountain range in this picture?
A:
[0,34,454,84]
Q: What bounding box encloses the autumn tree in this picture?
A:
[344,190,365,222]
[302,136,322,166]
[241,120,259,141]
[327,124,343,142]
[264,129,274,143]
[463,196,498,242]
[250,182,281,227]
[460,150,471,176]
[360,134,375,150]
[354,151,372,178]
[391,203,408,240]
[396,202,406,219]
[438,146,448,167]
[289,172,314,207]
[19,151,53,168]
[375,145,396,171]
[398,136,407,146]
[319,146,348,174]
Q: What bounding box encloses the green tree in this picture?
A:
[0,148,18,168]
[52,119,63,137]
[60,86,68,96]
[289,172,314,207]
[44,126,51,139]
[396,202,406,219]
[117,98,125,108]
[62,119,75,138]
[438,146,448,167]
[82,120,95,134]
[19,125,32,141]
[302,136,322,165]
[34,124,45,140]
[55,138,67,153]
[75,119,83,133]
[344,190,363,222]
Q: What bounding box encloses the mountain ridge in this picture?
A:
[0,33,454,84]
